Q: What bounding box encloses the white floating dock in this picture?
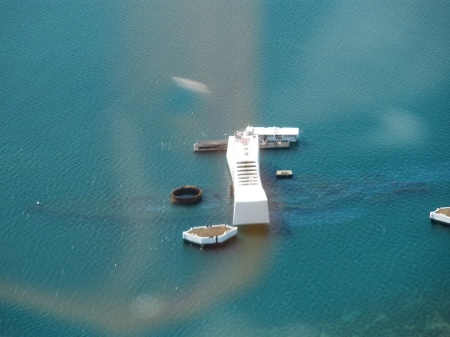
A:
[183,224,237,246]
[430,207,450,225]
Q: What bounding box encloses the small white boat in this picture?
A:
[183,224,237,246]
[430,207,450,225]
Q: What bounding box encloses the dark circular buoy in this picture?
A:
[171,186,202,204]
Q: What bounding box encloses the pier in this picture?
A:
[194,139,290,152]
[193,140,228,152]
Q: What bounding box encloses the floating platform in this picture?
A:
[193,140,290,152]
[276,170,293,178]
[183,224,237,246]
[430,207,450,225]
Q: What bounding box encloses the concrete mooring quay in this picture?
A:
[193,139,290,152]
[193,140,228,152]
[183,224,237,246]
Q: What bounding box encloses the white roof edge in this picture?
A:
[249,126,300,135]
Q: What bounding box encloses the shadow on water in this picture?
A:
[164,85,205,114]
[237,224,270,237]
[430,220,450,234]
[392,181,428,195]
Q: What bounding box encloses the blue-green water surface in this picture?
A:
[1,1,450,336]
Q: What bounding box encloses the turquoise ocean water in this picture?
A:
[1,1,450,336]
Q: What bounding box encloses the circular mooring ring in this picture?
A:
[171,186,202,204]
